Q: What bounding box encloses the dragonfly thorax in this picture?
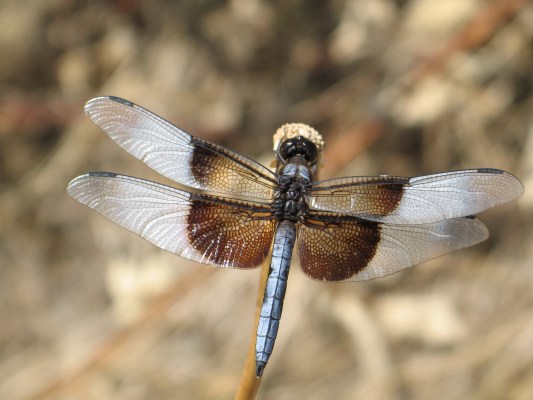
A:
[272,163,311,222]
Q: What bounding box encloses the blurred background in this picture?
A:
[0,1,532,399]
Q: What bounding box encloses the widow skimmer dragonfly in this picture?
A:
[67,96,524,377]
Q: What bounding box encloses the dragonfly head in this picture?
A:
[273,123,324,172]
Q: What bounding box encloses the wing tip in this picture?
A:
[84,96,134,116]
[108,96,134,107]
[476,168,524,199]
[477,167,503,174]
[66,172,120,195]
[507,173,525,200]
[470,217,489,244]
[450,216,489,245]
[66,174,89,199]
[87,171,119,178]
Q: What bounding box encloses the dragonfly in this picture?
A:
[67,96,524,377]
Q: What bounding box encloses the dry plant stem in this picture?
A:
[234,252,271,399]
[24,269,212,400]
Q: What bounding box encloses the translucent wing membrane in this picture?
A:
[84,97,278,200]
[297,214,489,281]
[72,96,524,284]
[67,173,276,269]
[307,169,524,224]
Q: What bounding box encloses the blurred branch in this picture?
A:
[297,0,529,179]
[321,118,383,179]
[410,0,529,85]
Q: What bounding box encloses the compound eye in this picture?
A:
[279,139,297,162]
[301,140,318,164]
[278,137,319,164]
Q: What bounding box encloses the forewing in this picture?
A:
[67,173,276,269]
[84,97,278,200]
[297,213,488,281]
[307,169,523,224]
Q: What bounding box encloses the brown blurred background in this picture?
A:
[0,1,532,399]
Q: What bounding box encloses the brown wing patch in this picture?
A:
[308,176,407,217]
[297,214,381,281]
[187,195,276,268]
[189,137,277,200]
